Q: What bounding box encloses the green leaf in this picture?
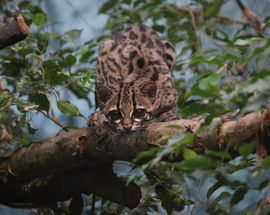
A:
[27,123,37,135]
[29,93,50,112]
[207,181,224,198]
[57,100,83,117]
[205,0,224,17]
[156,186,174,214]
[187,73,222,98]
[234,37,265,46]
[173,133,195,155]
[60,30,82,43]
[134,147,161,162]
[44,32,61,38]
[258,180,269,190]
[180,103,224,116]
[64,29,82,40]
[33,13,46,26]
[242,76,270,93]
[176,155,220,169]
[213,192,232,203]
[65,55,77,67]
[262,156,270,168]
[230,186,248,205]
[227,161,254,174]
[190,56,223,66]
[99,0,118,13]
[238,143,255,157]
[183,148,197,160]
[207,151,232,160]
[0,94,11,108]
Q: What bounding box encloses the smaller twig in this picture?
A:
[58,82,71,92]
[0,124,19,145]
[235,0,262,35]
[216,63,227,74]
[39,111,68,131]
[184,1,201,49]
[64,0,96,35]
[175,7,246,25]
[38,58,45,83]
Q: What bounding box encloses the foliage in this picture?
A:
[1,0,270,214]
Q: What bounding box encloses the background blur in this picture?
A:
[1,0,270,214]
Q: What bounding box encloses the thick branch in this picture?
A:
[0,14,29,50]
[0,110,269,208]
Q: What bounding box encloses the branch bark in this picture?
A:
[0,110,269,209]
[0,14,29,50]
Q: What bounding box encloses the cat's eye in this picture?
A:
[107,110,122,121]
[133,109,147,119]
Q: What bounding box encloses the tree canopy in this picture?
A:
[1,0,270,214]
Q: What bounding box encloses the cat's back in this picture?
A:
[96,24,176,90]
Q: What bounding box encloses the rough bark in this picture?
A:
[0,14,29,50]
[0,110,269,209]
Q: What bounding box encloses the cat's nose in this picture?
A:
[123,124,132,130]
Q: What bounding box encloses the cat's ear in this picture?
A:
[140,81,157,98]
[96,85,114,106]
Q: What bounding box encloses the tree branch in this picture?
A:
[0,14,29,50]
[0,110,269,208]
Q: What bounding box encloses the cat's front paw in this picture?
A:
[88,111,108,136]
[159,111,180,122]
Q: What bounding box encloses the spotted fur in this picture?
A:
[96,24,178,131]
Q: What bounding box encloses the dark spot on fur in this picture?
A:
[150,71,158,81]
[101,61,105,72]
[129,31,138,40]
[156,39,164,48]
[157,50,163,57]
[165,53,173,61]
[100,51,107,56]
[129,51,138,60]
[108,76,118,83]
[164,41,174,51]
[107,57,121,70]
[139,25,147,32]
[137,58,145,69]
[146,38,154,48]
[151,30,157,35]
[116,33,127,41]
[118,48,122,53]
[153,67,159,73]
[120,54,128,65]
[110,43,117,51]
[128,63,134,74]
[148,60,161,65]
[107,62,116,73]
[125,26,132,32]
[141,34,147,43]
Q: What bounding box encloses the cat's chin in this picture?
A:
[117,126,139,133]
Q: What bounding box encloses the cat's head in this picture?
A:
[96,81,157,131]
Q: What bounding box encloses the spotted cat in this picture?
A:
[95,24,178,132]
